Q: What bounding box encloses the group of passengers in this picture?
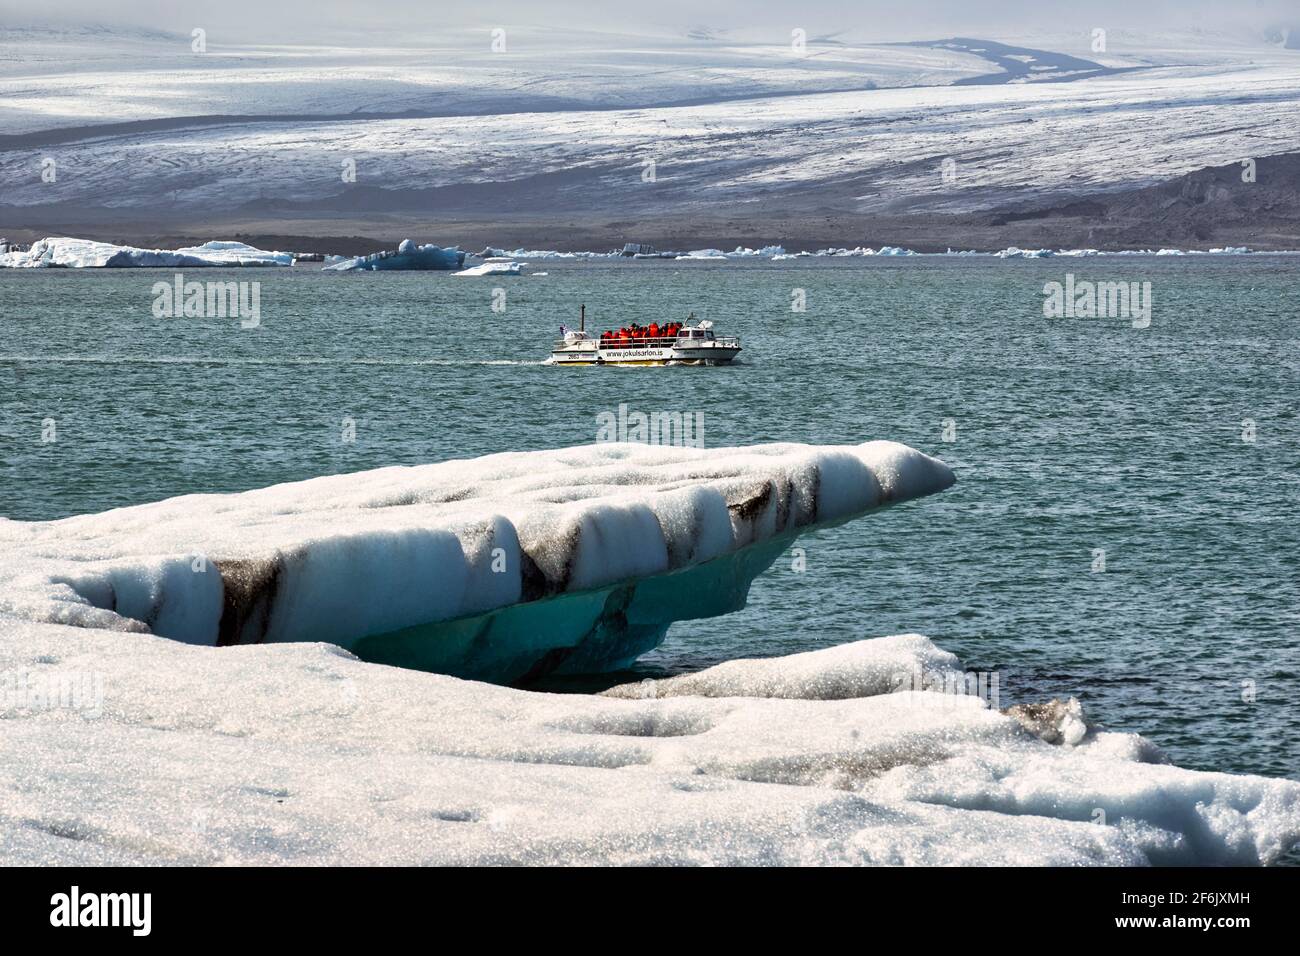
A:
[600,321,684,346]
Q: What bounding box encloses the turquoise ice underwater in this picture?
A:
[1,255,1296,786]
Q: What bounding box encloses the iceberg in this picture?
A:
[2,621,1297,866]
[323,238,465,272]
[0,441,953,684]
[454,260,525,277]
[477,247,619,260]
[0,237,293,268]
[994,246,1054,258]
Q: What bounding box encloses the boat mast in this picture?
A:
[580,304,585,333]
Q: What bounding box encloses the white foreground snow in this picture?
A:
[2,623,1297,866]
[0,237,292,268]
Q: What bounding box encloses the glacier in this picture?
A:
[323,238,466,272]
[3,29,1295,222]
[0,440,954,683]
[0,237,293,268]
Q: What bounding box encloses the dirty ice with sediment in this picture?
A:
[2,441,1299,865]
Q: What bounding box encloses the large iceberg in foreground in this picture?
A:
[0,441,954,683]
[0,237,293,268]
[1,623,1296,866]
[323,238,465,272]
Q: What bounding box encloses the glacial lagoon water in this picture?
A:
[1,256,1296,782]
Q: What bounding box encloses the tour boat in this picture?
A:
[550,307,741,366]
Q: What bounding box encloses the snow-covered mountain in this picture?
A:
[0,24,1296,239]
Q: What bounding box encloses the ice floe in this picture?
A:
[0,237,292,268]
[0,440,955,683]
[1,623,1296,865]
[323,239,465,272]
[477,247,619,260]
[454,260,525,277]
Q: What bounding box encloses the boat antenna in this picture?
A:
[580,304,585,333]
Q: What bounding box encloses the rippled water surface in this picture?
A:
[2,257,1296,780]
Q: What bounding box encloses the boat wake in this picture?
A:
[0,355,546,367]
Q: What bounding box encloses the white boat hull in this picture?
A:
[550,343,740,366]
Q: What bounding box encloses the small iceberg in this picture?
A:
[323,238,465,272]
[0,237,292,268]
[454,260,525,277]
[477,246,618,260]
[995,247,1055,259]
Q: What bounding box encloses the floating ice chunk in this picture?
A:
[477,247,619,260]
[454,260,525,276]
[323,240,465,272]
[0,236,292,268]
[0,440,955,682]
